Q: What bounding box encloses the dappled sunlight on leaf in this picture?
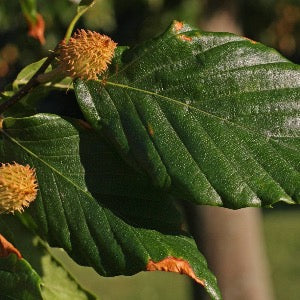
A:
[1,114,221,299]
[147,256,205,286]
[74,20,300,209]
[0,234,22,259]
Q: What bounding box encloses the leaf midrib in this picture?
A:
[2,125,132,269]
[105,80,297,150]
[103,80,294,205]
[103,81,299,188]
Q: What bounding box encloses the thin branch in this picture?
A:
[64,1,95,42]
[0,1,96,115]
[0,50,57,115]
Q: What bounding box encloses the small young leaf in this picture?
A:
[19,0,38,24]
[77,0,95,14]
[13,58,49,89]
[12,57,72,91]
[64,0,95,42]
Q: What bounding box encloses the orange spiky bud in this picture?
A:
[58,29,117,80]
[0,162,38,214]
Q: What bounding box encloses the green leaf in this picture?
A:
[12,58,72,90]
[2,58,73,119]
[0,254,42,300]
[78,0,95,14]
[64,0,95,42]
[1,114,221,299]
[0,215,96,300]
[74,21,300,209]
[19,0,37,24]
[13,58,49,90]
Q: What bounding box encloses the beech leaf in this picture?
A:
[74,21,300,208]
[1,114,221,299]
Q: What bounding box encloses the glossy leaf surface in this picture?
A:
[1,114,220,299]
[74,21,300,208]
[19,0,45,44]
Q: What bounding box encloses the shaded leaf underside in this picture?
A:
[1,114,220,299]
[0,254,42,300]
[75,21,300,208]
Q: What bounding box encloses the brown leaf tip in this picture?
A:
[174,21,184,32]
[27,13,46,45]
[58,29,117,81]
[244,36,257,44]
[0,162,38,214]
[146,256,205,286]
[179,34,193,42]
[0,234,22,259]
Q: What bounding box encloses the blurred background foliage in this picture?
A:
[0,0,300,299]
[1,0,299,89]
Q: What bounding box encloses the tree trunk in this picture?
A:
[186,2,274,299]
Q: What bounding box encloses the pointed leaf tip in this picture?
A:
[146,256,205,286]
[171,20,193,34]
[0,234,22,259]
[27,13,45,45]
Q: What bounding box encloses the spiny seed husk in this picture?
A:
[0,162,38,214]
[58,29,117,80]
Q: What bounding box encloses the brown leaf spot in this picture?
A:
[77,119,93,130]
[179,34,193,42]
[147,123,154,137]
[244,37,257,44]
[174,21,184,32]
[0,234,22,259]
[27,14,46,45]
[146,256,205,286]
